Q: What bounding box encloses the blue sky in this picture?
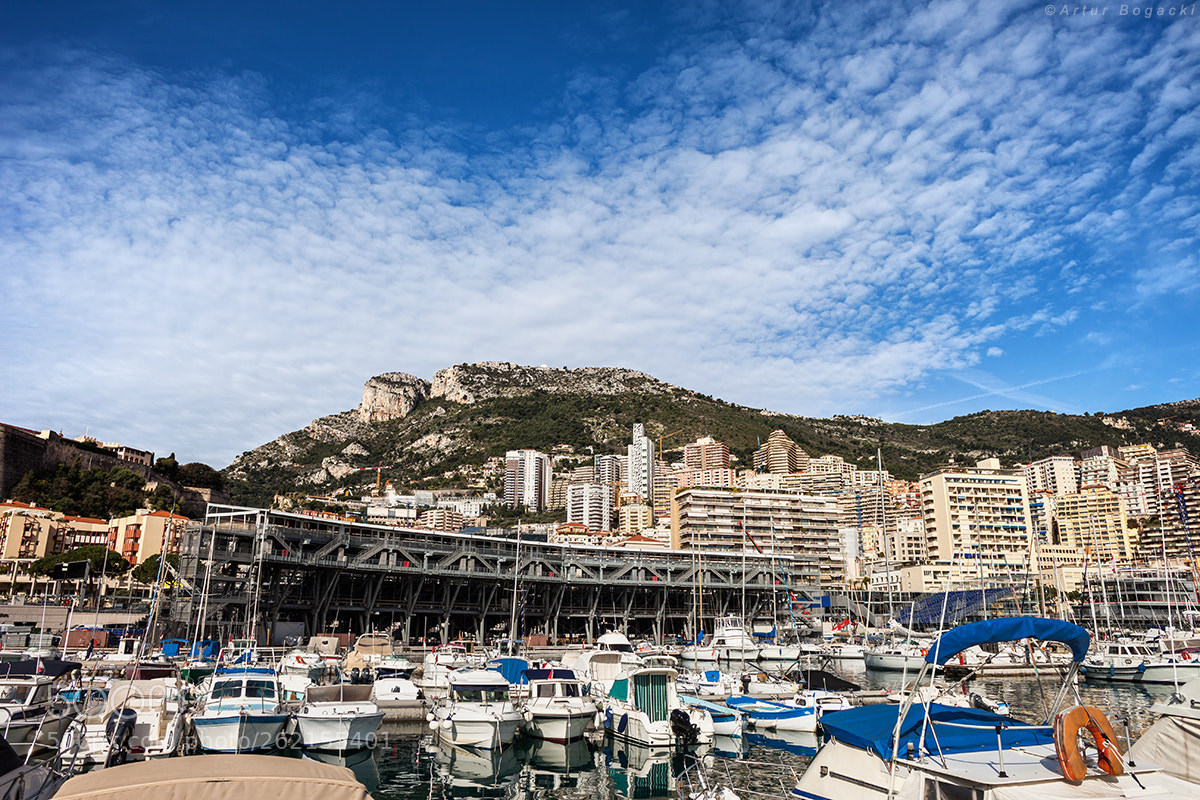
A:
[2,1,1198,468]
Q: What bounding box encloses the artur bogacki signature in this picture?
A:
[1046,3,1197,14]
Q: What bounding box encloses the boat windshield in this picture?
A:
[454,687,509,703]
[0,684,30,704]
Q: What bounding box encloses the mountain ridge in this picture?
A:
[222,362,1200,507]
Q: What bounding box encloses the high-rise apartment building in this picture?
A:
[753,430,809,474]
[627,424,656,502]
[504,449,552,511]
[1021,455,1079,497]
[919,458,1033,581]
[566,483,615,532]
[670,487,840,584]
[1053,486,1132,561]
[594,455,626,490]
[683,436,730,470]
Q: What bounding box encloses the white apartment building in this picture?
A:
[626,424,655,502]
[1079,446,1124,491]
[566,483,615,532]
[920,458,1034,583]
[1021,455,1079,497]
[670,487,841,585]
[504,449,552,511]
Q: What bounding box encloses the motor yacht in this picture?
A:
[189,665,290,753]
[427,669,522,749]
[293,682,384,752]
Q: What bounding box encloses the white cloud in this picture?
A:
[2,2,1199,465]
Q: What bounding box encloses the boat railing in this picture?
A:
[906,717,1055,772]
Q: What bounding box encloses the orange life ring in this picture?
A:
[1183,651,1192,661]
[1053,705,1124,781]
[920,648,928,657]
[296,656,307,665]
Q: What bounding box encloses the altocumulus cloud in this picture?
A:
[1,0,1198,465]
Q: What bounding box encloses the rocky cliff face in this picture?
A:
[357,372,431,423]
[429,362,676,404]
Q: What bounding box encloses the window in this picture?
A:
[924,780,982,800]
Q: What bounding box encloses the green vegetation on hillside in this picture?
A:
[222,383,1200,509]
[12,462,161,519]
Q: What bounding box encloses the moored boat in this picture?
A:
[189,665,290,753]
[294,682,384,752]
[519,667,594,742]
[794,616,1195,800]
[427,668,522,749]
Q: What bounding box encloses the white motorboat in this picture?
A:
[794,616,1197,800]
[599,664,713,747]
[0,659,83,761]
[519,667,594,742]
[427,669,522,749]
[189,666,290,753]
[862,639,937,672]
[676,668,739,700]
[681,616,760,665]
[371,672,425,721]
[679,693,745,737]
[294,683,384,751]
[1081,639,1200,684]
[726,694,818,732]
[75,679,185,765]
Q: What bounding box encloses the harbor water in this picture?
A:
[351,660,1180,800]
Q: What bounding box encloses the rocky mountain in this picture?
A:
[222,362,1200,508]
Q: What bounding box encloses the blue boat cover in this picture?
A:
[819,703,1054,760]
[924,617,1089,665]
[487,657,530,685]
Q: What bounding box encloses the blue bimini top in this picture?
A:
[924,617,1090,665]
[819,703,1054,761]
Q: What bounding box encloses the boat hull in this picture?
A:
[192,712,290,753]
[295,710,384,751]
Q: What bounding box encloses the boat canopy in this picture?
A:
[819,703,1053,761]
[0,658,80,678]
[925,617,1090,665]
[487,658,530,685]
[54,753,370,800]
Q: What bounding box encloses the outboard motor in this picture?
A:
[105,707,138,767]
[669,708,699,746]
[350,668,361,684]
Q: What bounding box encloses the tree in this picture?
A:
[132,553,180,585]
[28,545,131,580]
[178,462,225,490]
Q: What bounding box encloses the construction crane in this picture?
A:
[357,462,393,492]
[657,429,684,461]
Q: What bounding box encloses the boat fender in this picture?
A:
[425,711,436,723]
[428,719,439,731]
[1109,665,1115,677]
[1137,663,1146,673]
[1053,705,1124,782]
[617,713,628,734]
[522,709,533,723]
[604,708,613,729]
[440,718,453,730]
